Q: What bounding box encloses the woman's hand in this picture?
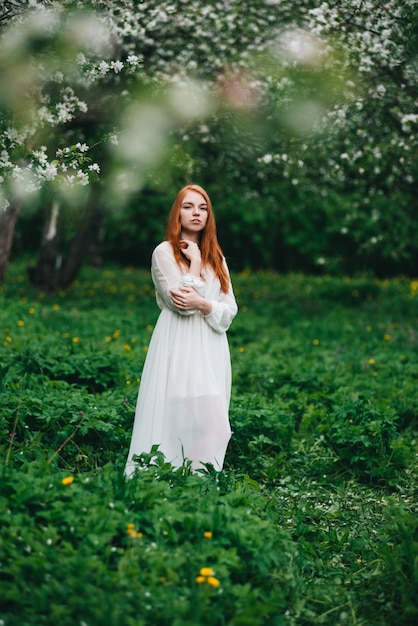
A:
[180,239,201,263]
[170,286,212,315]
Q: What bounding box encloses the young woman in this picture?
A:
[125,184,238,476]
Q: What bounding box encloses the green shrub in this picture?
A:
[325,398,407,480]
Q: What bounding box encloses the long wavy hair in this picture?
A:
[165,184,229,293]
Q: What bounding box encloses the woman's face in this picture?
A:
[179,190,208,238]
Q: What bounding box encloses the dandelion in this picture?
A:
[62,476,74,485]
[313,339,319,345]
[126,523,143,538]
[203,531,213,539]
[17,320,24,327]
[113,330,121,339]
[123,344,131,351]
[410,280,418,296]
[72,337,79,343]
[239,347,245,352]
[384,334,391,341]
[52,304,60,311]
[368,359,375,365]
[28,307,35,314]
[200,567,215,577]
[196,567,220,587]
[105,336,112,342]
[365,325,372,332]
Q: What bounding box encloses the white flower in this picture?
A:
[111,60,124,74]
[127,55,141,67]
[77,170,89,185]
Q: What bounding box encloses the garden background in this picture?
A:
[1,1,417,625]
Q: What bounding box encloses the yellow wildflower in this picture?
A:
[313,339,319,345]
[28,307,35,314]
[72,337,79,343]
[17,320,24,327]
[203,531,213,539]
[196,567,220,588]
[368,359,375,365]
[126,523,143,538]
[200,567,215,577]
[62,476,74,485]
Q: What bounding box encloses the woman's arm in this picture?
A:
[202,275,238,334]
[151,243,207,316]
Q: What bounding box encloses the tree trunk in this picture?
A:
[0,203,21,283]
[58,204,102,288]
[86,208,105,268]
[27,200,63,292]
[28,198,103,292]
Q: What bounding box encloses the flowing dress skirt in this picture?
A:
[125,307,232,476]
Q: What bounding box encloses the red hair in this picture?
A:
[165,184,229,293]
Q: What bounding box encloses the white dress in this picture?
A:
[125,241,238,476]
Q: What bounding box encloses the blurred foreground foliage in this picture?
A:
[0,262,417,625]
[2,1,418,280]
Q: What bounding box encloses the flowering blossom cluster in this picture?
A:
[255,0,417,260]
[0,0,416,225]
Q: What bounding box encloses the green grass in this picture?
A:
[1,261,417,625]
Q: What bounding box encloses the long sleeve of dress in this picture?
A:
[151,244,204,316]
[203,282,238,334]
[151,242,238,333]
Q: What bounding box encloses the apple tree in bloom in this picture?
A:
[0,0,416,284]
[257,0,418,273]
[0,0,322,286]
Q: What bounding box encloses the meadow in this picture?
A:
[0,261,417,626]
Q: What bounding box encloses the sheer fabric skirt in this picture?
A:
[125,308,232,476]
